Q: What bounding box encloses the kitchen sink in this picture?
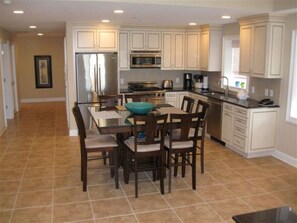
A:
[202,91,225,96]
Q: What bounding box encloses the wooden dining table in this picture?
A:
[87,104,186,135]
[86,103,188,183]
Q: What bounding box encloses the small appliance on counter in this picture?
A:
[202,75,209,90]
[193,74,203,89]
[162,80,173,89]
[183,73,193,90]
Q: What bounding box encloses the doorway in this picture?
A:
[1,42,18,120]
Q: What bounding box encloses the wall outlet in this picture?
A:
[251,86,255,94]
[175,77,180,83]
[120,78,124,84]
[264,88,269,97]
[269,89,273,97]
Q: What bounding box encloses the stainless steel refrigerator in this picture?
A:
[76,52,118,103]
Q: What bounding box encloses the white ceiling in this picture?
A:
[0,0,295,35]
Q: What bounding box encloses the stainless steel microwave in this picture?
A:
[130,51,161,68]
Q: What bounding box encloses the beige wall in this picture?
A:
[14,35,65,101]
[276,13,297,159]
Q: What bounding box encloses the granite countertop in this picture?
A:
[120,88,279,109]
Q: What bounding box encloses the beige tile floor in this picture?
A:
[0,102,296,223]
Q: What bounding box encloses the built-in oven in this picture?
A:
[130,51,161,68]
[128,82,165,105]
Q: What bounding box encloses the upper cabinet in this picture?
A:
[74,28,118,52]
[162,32,185,70]
[185,31,200,70]
[199,25,222,72]
[238,14,286,78]
[130,31,161,51]
[119,31,130,70]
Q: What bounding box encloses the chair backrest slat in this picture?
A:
[181,96,195,113]
[133,114,168,151]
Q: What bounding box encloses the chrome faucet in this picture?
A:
[219,76,229,97]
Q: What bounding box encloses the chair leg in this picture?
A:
[181,153,186,177]
[192,151,197,190]
[152,156,157,181]
[82,154,88,191]
[200,139,205,174]
[173,153,178,177]
[168,151,172,193]
[113,149,119,189]
[160,152,165,194]
[135,156,138,198]
[102,151,107,165]
[123,148,130,184]
[109,150,114,178]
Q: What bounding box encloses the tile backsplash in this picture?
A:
[120,70,281,105]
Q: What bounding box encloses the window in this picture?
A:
[222,35,248,91]
[286,29,297,124]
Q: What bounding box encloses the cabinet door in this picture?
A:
[250,110,277,150]
[252,24,267,76]
[97,30,118,50]
[222,111,233,144]
[130,31,145,50]
[146,32,161,50]
[239,25,253,74]
[162,32,173,69]
[200,31,209,70]
[119,32,129,70]
[185,32,200,69]
[173,32,184,69]
[74,29,97,51]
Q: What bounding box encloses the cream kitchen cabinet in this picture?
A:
[199,25,222,72]
[130,31,161,51]
[221,103,234,145]
[185,32,200,70]
[119,31,130,70]
[238,14,286,78]
[74,28,118,52]
[222,102,279,157]
[162,32,185,70]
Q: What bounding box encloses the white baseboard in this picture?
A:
[69,129,78,136]
[273,150,297,168]
[21,97,65,103]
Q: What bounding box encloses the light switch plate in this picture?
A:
[175,78,180,83]
[265,88,269,97]
[120,79,124,84]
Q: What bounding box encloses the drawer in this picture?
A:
[233,134,247,152]
[233,125,247,136]
[234,106,247,117]
[234,116,247,127]
[223,103,233,112]
[165,92,177,98]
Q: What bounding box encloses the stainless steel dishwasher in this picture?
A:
[206,98,222,140]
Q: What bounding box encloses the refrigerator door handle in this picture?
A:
[94,65,98,94]
[98,66,102,95]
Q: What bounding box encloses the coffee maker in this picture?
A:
[183,73,193,90]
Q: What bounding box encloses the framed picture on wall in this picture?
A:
[34,55,52,88]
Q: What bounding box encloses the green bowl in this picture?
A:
[124,102,154,115]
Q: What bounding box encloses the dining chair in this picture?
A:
[98,94,123,110]
[124,94,148,103]
[72,104,119,191]
[181,96,195,113]
[194,100,210,173]
[164,112,201,193]
[123,114,168,198]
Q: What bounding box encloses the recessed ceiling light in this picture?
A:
[101,20,110,23]
[222,15,231,19]
[189,22,197,26]
[114,9,124,14]
[29,26,37,29]
[13,10,24,14]
[37,33,43,36]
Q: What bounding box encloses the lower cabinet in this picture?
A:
[189,92,207,112]
[222,102,279,157]
[165,92,177,107]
